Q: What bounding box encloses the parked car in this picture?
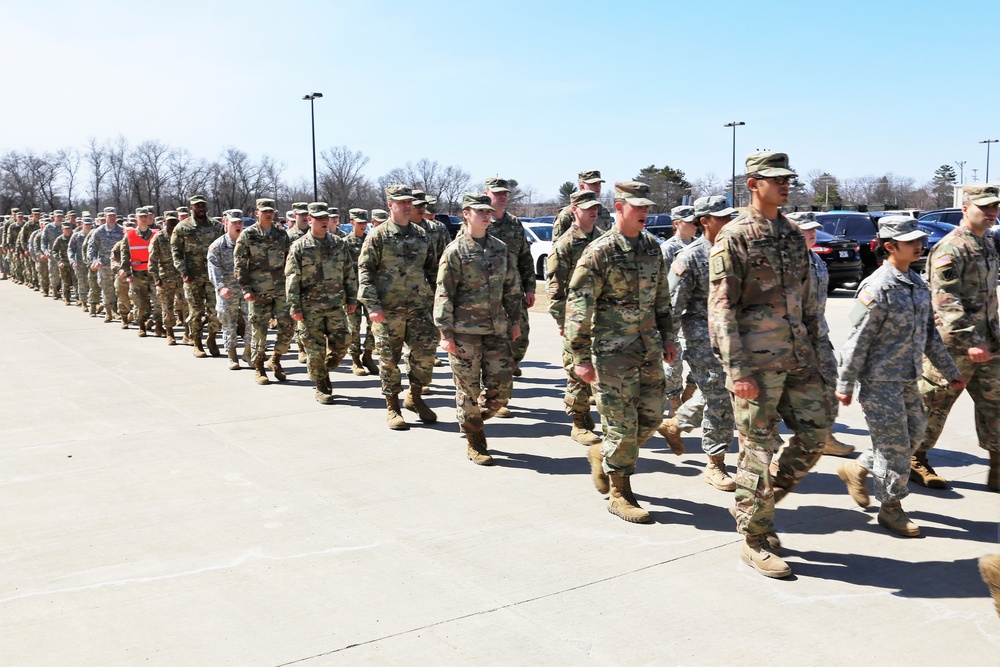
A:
[810,230,862,292]
[435,213,463,239]
[530,214,555,226]
[643,213,673,240]
[523,222,553,278]
[917,208,962,226]
[816,211,880,277]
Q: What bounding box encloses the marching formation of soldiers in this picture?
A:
[2,153,998,587]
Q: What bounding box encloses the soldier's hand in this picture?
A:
[732,376,759,400]
[440,337,457,354]
[370,309,386,323]
[511,324,521,340]
[126,276,134,284]
[291,311,304,322]
[183,275,192,284]
[949,376,967,391]
[576,362,597,384]
[835,391,852,406]
[663,340,677,364]
[155,279,162,287]
[346,304,357,314]
[525,292,535,307]
[219,287,232,299]
[968,345,992,363]
[243,292,255,302]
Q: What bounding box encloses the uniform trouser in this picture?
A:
[115,273,132,317]
[347,304,375,356]
[676,340,734,456]
[156,280,185,329]
[510,307,530,366]
[128,271,154,325]
[0,252,7,275]
[48,256,61,295]
[919,351,1000,454]
[74,264,89,301]
[97,266,117,311]
[371,308,437,396]
[664,353,685,399]
[299,309,349,382]
[88,268,101,305]
[560,337,592,415]
[857,381,926,503]
[216,292,248,351]
[449,332,514,433]
[731,367,830,536]
[38,259,49,293]
[594,351,667,476]
[249,294,294,363]
[184,278,220,338]
[58,266,74,301]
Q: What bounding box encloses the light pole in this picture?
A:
[303,92,324,201]
[955,160,966,184]
[980,139,998,183]
[724,122,745,206]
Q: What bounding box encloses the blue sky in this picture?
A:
[4,0,998,197]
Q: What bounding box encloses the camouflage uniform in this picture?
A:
[566,225,674,475]
[111,239,133,320]
[87,222,124,313]
[208,233,247,352]
[344,227,375,356]
[29,228,45,292]
[552,202,613,240]
[82,226,101,307]
[435,228,522,433]
[18,218,41,289]
[669,235,734,455]
[547,221,600,414]
[69,226,90,304]
[358,220,438,395]
[839,263,960,502]
[40,220,63,297]
[919,223,1000,455]
[660,225,696,401]
[708,205,829,537]
[121,227,159,328]
[148,224,186,335]
[50,230,74,304]
[285,231,358,382]
[234,218,294,365]
[4,218,24,282]
[171,215,223,340]
[488,210,535,367]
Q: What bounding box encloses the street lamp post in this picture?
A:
[724,121,745,206]
[980,139,998,183]
[303,93,324,201]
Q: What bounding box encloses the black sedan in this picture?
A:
[811,230,863,293]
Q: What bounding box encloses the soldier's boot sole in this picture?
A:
[741,537,792,578]
[656,418,686,456]
[608,475,651,523]
[837,461,871,508]
[588,444,610,495]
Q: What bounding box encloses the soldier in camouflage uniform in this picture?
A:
[917,183,1000,491]
[411,190,450,264]
[436,194,523,465]
[83,216,103,315]
[546,189,604,446]
[708,152,830,579]
[287,202,314,364]
[344,208,378,376]
[51,221,75,305]
[234,198,295,385]
[149,211,186,345]
[4,210,24,283]
[358,184,439,430]
[87,207,124,322]
[551,170,614,240]
[121,207,160,336]
[171,194,223,358]
[485,179,535,385]
[40,211,64,298]
[209,212,247,370]
[370,209,388,227]
[29,225,45,293]
[69,217,93,311]
[568,182,677,524]
[18,209,43,291]
[835,216,964,536]
[660,204,699,415]
[285,204,358,404]
[111,226,134,328]
[0,214,9,280]
[660,195,739,490]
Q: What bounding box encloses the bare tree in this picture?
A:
[165,148,209,208]
[106,136,131,212]
[438,164,471,214]
[85,137,111,212]
[318,145,371,211]
[56,148,83,210]
[131,140,173,211]
[26,151,60,209]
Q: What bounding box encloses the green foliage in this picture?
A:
[558,181,575,206]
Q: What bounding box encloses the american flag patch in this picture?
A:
[858,290,875,306]
[710,242,725,256]
[934,255,952,268]
[672,261,685,275]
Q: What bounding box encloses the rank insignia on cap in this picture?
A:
[710,242,725,256]
[934,255,952,268]
[858,290,875,307]
[672,260,686,275]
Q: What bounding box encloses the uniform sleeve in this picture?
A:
[668,258,694,337]
[284,246,302,315]
[654,255,674,344]
[799,245,822,359]
[551,207,572,240]
[85,231,97,262]
[929,247,979,349]
[924,298,962,382]
[516,231,536,295]
[147,237,160,282]
[836,290,889,395]
[708,236,753,381]
[502,252,523,326]
[433,248,460,338]
[121,237,134,277]
[206,243,223,290]
[233,230,251,294]
[565,247,603,367]
[170,228,187,279]
[357,232,382,311]
[342,243,358,308]
[546,238,572,327]
[423,233,438,295]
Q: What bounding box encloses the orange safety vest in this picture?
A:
[125,228,157,271]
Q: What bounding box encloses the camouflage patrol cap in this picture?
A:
[30,208,41,214]
[291,201,309,214]
[52,209,65,216]
[578,169,605,184]
[60,221,73,228]
[66,210,77,216]
[308,202,330,219]
[411,190,428,206]
[136,206,153,216]
[385,184,415,201]
[103,206,116,214]
[328,207,340,218]
[189,194,207,204]
[348,208,368,223]
[786,211,822,230]
[694,195,738,219]
[10,207,19,213]
[256,198,276,211]
[224,210,243,222]
[124,219,137,228]
[878,215,927,242]
[154,216,163,224]
[570,190,600,209]
[745,151,796,178]
[210,216,222,223]
[670,205,695,223]
[163,210,178,221]
[81,217,94,225]
[176,206,190,214]
[963,183,1000,206]
[484,177,512,193]
[613,181,656,206]
[462,193,496,211]
[425,195,438,213]
[127,214,137,222]
[371,209,389,222]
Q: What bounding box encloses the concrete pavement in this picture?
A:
[1,282,998,666]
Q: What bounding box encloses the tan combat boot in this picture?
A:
[192,336,207,358]
[104,310,113,323]
[350,353,367,376]
[297,344,307,364]
[570,412,601,446]
[154,322,165,338]
[121,315,129,330]
[227,349,240,371]
[587,444,609,495]
[466,431,493,466]
[386,395,409,430]
[607,474,651,523]
[403,385,437,423]
[878,501,920,537]
[837,460,870,507]
[822,433,855,457]
[165,327,177,346]
[705,454,736,491]
[206,332,220,357]
[254,358,270,385]
[656,417,686,456]
[137,322,147,337]
[315,378,334,405]
[741,534,792,578]
[361,349,379,375]
[910,451,948,489]
[979,554,1000,617]
[988,451,999,492]
[90,303,98,317]
[495,405,513,418]
[268,353,286,381]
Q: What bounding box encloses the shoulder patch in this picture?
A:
[672,260,685,276]
[933,255,952,268]
[857,289,875,307]
[710,242,725,257]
